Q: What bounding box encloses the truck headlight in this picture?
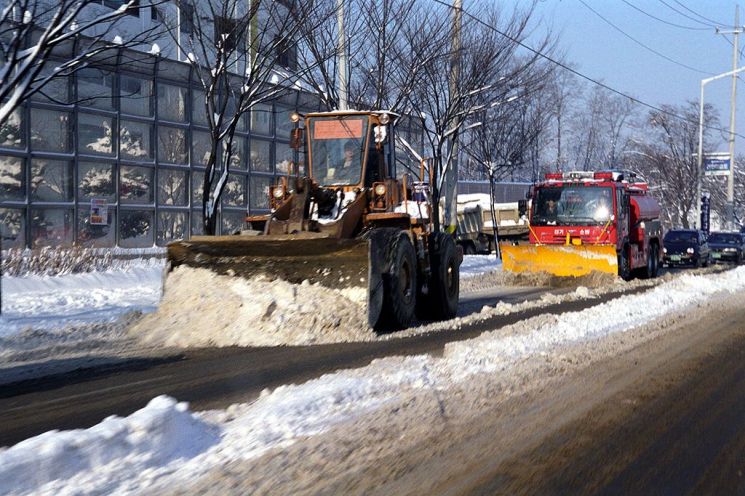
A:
[687,247,695,254]
[724,247,737,252]
[663,247,667,253]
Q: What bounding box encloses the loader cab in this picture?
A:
[303,112,394,190]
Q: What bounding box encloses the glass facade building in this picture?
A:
[0,55,323,249]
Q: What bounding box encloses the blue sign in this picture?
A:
[704,154,730,176]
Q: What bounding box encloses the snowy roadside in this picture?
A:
[1,267,744,495]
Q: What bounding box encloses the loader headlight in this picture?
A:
[273,186,285,199]
[687,247,695,254]
[374,184,387,196]
[378,113,390,125]
[290,112,301,123]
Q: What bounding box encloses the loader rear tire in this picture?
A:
[378,232,417,330]
[418,233,460,321]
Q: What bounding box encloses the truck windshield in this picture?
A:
[532,186,613,226]
[309,116,368,186]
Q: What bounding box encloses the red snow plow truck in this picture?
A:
[501,170,663,279]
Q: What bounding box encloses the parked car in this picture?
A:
[708,231,745,264]
[662,229,711,268]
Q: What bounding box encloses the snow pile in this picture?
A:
[2,247,165,276]
[129,266,371,347]
[460,254,501,279]
[0,396,220,494]
[0,261,164,338]
[3,267,745,495]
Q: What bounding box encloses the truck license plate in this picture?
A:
[713,253,721,259]
[670,255,681,261]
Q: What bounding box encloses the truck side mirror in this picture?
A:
[290,128,304,150]
[526,186,533,200]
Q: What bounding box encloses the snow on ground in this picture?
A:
[2,266,745,495]
[0,259,164,337]
[460,254,501,278]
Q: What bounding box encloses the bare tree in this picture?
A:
[404,2,550,230]
[625,101,721,229]
[0,0,161,126]
[163,0,326,234]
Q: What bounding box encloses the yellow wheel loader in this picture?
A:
[167,111,461,330]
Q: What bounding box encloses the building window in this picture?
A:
[31,208,73,247]
[121,76,153,116]
[0,108,24,149]
[275,105,295,138]
[103,0,140,17]
[120,165,153,204]
[0,207,25,249]
[31,108,70,152]
[179,0,194,34]
[191,209,205,235]
[250,104,272,135]
[274,36,297,71]
[192,130,212,166]
[77,68,114,110]
[275,142,292,175]
[31,159,73,202]
[0,155,24,201]
[221,211,245,235]
[222,174,246,207]
[31,64,69,104]
[158,84,187,122]
[157,126,187,164]
[78,113,116,156]
[225,137,246,170]
[191,170,204,204]
[77,208,115,247]
[120,120,154,160]
[249,139,272,172]
[215,16,239,53]
[119,210,154,247]
[192,89,207,125]
[78,161,115,201]
[157,210,187,245]
[250,174,272,210]
[158,169,188,206]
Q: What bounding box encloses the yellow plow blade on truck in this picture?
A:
[500,244,619,277]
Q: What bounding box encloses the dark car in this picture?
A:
[662,229,711,268]
[708,231,745,264]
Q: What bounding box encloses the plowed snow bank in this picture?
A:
[129,266,371,347]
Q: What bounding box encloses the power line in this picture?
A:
[656,0,719,28]
[671,0,730,27]
[427,0,745,141]
[578,0,712,76]
[619,0,709,31]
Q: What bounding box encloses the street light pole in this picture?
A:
[696,64,745,229]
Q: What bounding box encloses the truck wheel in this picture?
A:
[418,233,460,321]
[618,246,631,281]
[378,232,417,330]
[650,243,660,278]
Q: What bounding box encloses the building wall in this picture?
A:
[0,54,321,249]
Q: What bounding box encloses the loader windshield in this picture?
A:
[309,116,369,186]
[532,186,614,226]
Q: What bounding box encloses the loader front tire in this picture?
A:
[418,232,460,321]
[378,232,417,330]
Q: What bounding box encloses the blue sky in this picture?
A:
[519,0,745,151]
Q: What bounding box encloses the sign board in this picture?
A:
[704,152,731,176]
[90,198,108,225]
[313,119,364,140]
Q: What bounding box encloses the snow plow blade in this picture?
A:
[500,244,619,277]
[167,235,386,328]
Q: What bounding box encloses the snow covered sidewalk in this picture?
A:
[2,266,744,495]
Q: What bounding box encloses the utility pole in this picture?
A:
[444,0,462,234]
[336,0,348,110]
[717,6,742,229]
